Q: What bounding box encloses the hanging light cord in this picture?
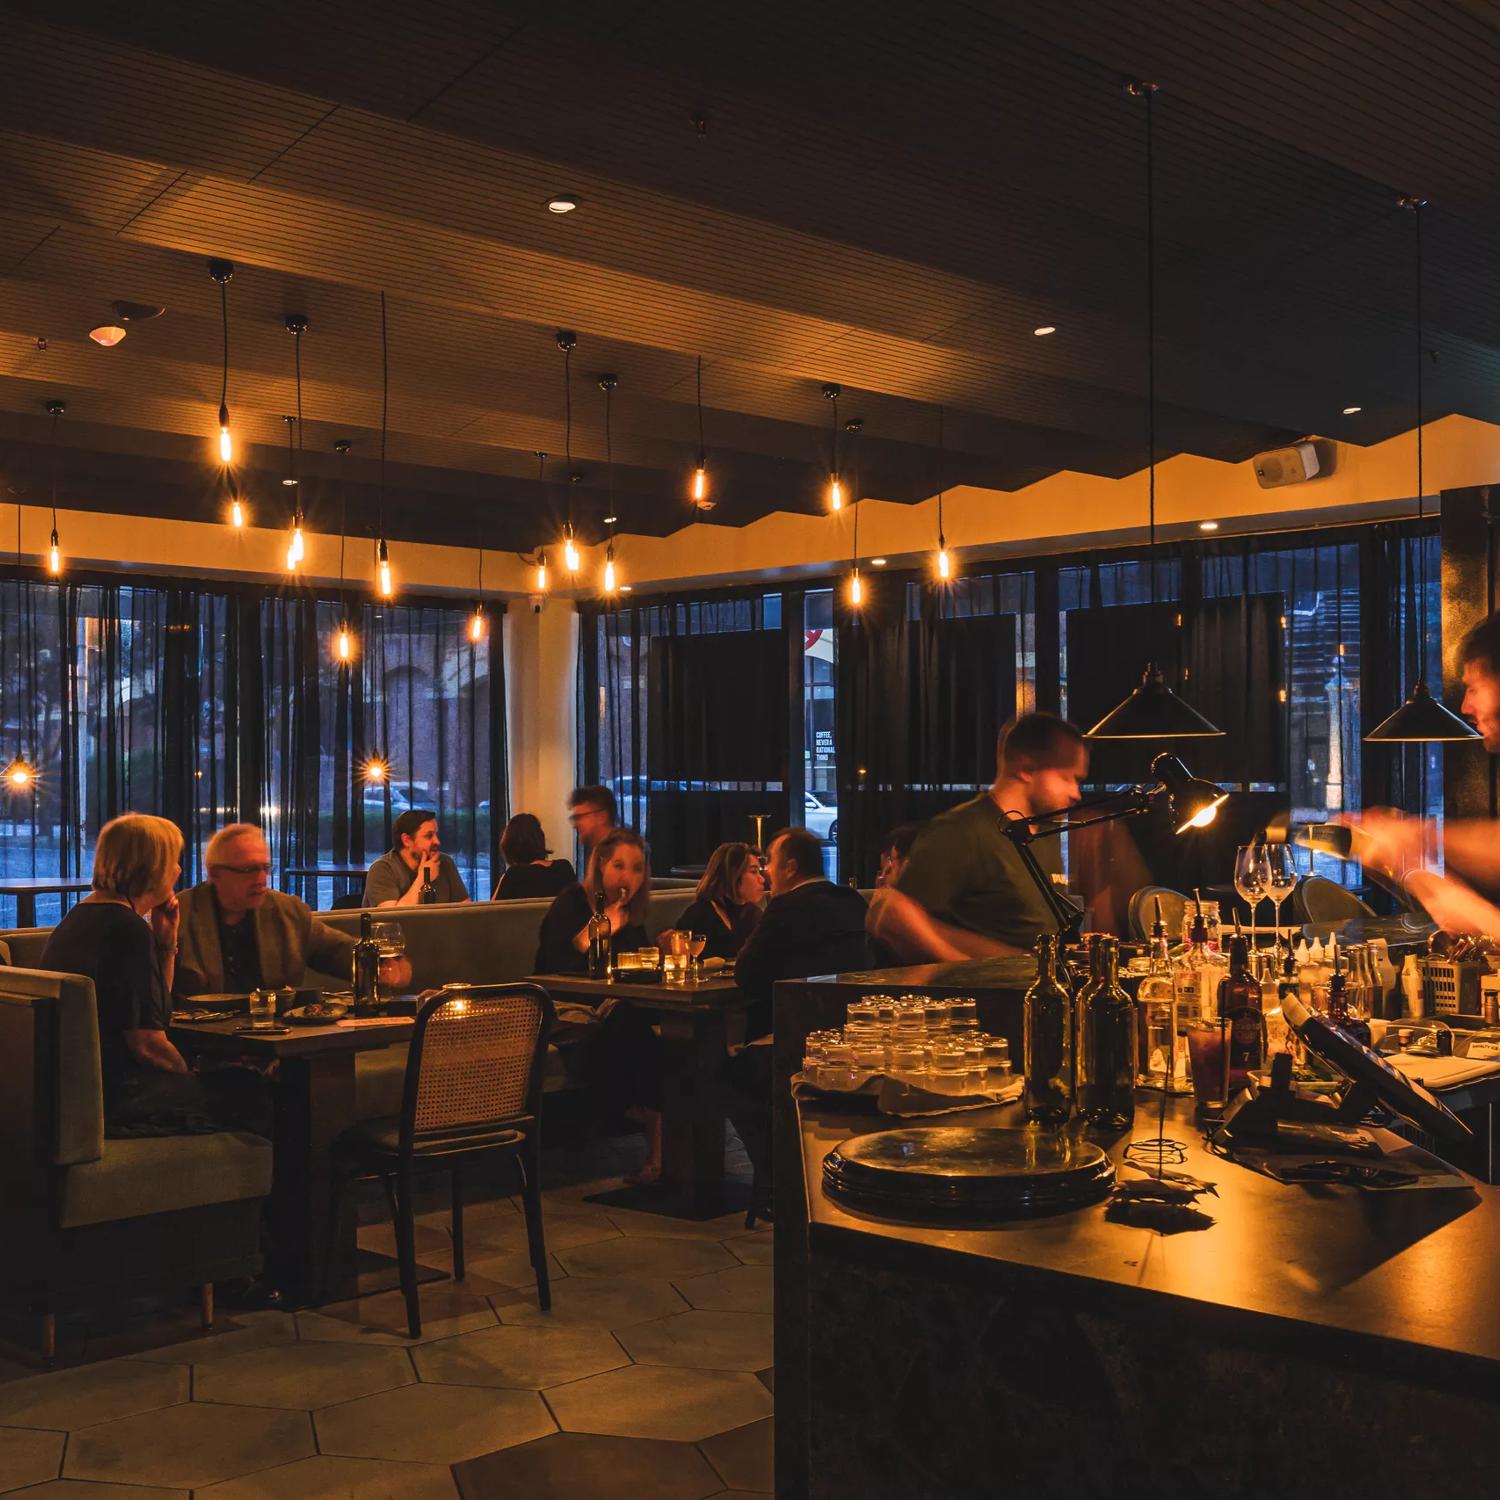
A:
[1412,196,1428,653]
[564,341,574,536]
[831,390,839,477]
[696,354,705,461]
[219,279,230,418]
[379,291,389,549]
[293,323,304,509]
[606,381,615,537]
[50,407,60,535]
[936,404,945,545]
[1144,81,1158,616]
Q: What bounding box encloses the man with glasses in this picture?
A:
[568,785,618,857]
[175,824,412,996]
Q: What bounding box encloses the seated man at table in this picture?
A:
[867,712,1086,963]
[177,823,411,996]
[364,809,471,908]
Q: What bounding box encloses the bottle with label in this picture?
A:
[586,889,612,978]
[1219,934,1264,1090]
[418,861,438,904]
[1137,899,1186,1091]
[1078,935,1137,1129]
[1271,939,1300,1060]
[1023,934,1074,1126]
[352,910,381,1016]
[1173,908,1214,1026]
[1326,954,1372,1048]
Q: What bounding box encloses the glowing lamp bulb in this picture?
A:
[1187,802,1221,830]
[47,530,61,576]
[365,759,386,784]
[376,538,393,599]
[603,550,617,595]
[564,534,580,572]
[469,607,486,643]
[937,544,951,581]
[536,554,549,593]
[849,567,863,607]
[830,473,843,511]
[692,464,707,503]
[230,498,244,528]
[289,523,305,566]
[378,559,393,598]
[3,758,34,790]
[219,424,232,464]
[335,625,353,662]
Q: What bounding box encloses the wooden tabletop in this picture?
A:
[170,1013,412,1058]
[531,971,745,1010]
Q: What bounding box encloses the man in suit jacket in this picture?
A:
[734,826,868,1040]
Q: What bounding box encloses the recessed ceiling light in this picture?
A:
[547,195,579,214]
[1342,404,1362,415]
[1033,325,1057,336]
[1198,520,1220,532]
[89,325,126,346]
[871,557,888,566]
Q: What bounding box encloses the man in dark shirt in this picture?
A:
[868,712,1087,962]
[364,810,471,908]
[567,784,618,858]
[735,826,869,1038]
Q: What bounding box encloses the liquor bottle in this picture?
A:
[352,910,381,1016]
[1327,953,1372,1048]
[1172,908,1214,1025]
[1078,936,1136,1129]
[1137,899,1184,1091]
[1219,934,1264,1090]
[1273,938,1300,1059]
[586,889,612,978]
[418,861,438,904]
[1023,934,1073,1126]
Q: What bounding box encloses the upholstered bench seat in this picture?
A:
[58,1131,273,1228]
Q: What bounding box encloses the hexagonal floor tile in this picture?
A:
[496,1275,689,1330]
[16,1482,188,1499]
[412,1323,627,1390]
[546,1366,772,1443]
[0,1359,187,1431]
[450,1247,566,1299]
[195,1341,414,1410]
[315,1383,554,1464]
[616,1311,773,1373]
[64,1403,313,1489]
[197,1454,457,1499]
[722,1231,774,1266]
[700,1417,773,1492]
[675,1265,772,1315]
[0,1426,63,1490]
[603,1207,754,1242]
[134,1312,298,1366]
[466,1204,622,1253]
[558,1236,736,1280]
[296,1283,497,1346]
[453,1431,722,1500]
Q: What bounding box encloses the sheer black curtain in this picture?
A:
[580,590,790,872]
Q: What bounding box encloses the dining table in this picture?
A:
[531,970,750,1218]
[169,1006,414,1306]
[0,876,94,927]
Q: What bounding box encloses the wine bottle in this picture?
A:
[1219,934,1264,1090]
[1078,935,1136,1129]
[418,862,438,904]
[1023,934,1073,1126]
[352,910,381,1016]
[586,889,612,978]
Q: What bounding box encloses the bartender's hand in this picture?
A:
[150,893,180,954]
[1337,807,1428,877]
[1405,868,1500,939]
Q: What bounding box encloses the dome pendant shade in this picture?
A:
[1087,661,1223,739]
[1363,679,1480,743]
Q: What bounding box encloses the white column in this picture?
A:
[504,598,580,846]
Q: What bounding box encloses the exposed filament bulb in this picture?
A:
[230,498,245,528]
[47,530,61,576]
[848,566,863,607]
[829,473,843,511]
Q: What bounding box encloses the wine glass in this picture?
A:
[1233,845,1269,946]
[1262,844,1299,949]
[369,918,405,1000]
[688,932,708,982]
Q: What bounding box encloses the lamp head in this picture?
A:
[1150,752,1228,835]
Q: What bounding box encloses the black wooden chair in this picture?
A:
[1127,885,1188,942]
[1293,875,1375,925]
[332,982,555,1337]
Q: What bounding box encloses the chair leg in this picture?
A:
[322,1165,351,1304]
[516,1142,550,1313]
[395,1163,421,1339]
[200,1282,215,1330]
[39,1312,55,1362]
[382,1173,400,1227]
[450,1165,465,1281]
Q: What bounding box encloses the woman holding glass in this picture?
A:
[675,842,767,962]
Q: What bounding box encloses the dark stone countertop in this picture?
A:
[800,1093,1500,1375]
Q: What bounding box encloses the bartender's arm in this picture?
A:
[1348,808,1500,888]
[1405,868,1500,939]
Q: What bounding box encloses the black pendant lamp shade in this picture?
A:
[1363,197,1479,745]
[1087,661,1224,739]
[1090,82,1221,744]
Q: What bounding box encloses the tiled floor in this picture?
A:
[0,1139,773,1499]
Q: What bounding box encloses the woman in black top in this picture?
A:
[40,814,201,1132]
[675,842,766,962]
[492,813,576,901]
[535,828,660,1183]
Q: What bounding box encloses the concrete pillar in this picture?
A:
[505,598,580,845]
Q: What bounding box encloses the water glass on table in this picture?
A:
[247,987,276,1030]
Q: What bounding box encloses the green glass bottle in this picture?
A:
[1023,934,1073,1126]
[1078,935,1137,1130]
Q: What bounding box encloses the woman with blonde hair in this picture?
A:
[41,815,225,1134]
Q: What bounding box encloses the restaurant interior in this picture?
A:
[3,2,1500,1496]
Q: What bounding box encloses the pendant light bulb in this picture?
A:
[536,551,549,593]
[469,604,486,643]
[849,565,863,607]
[230,497,244,528]
[937,541,951,581]
[335,622,354,662]
[288,520,305,567]
[47,528,60,577]
[603,543,618,595]
[564,526,580,573]
[218,404,232,465]
[2,756,36,792]
[830,473,843,511]
[376,537,393,599]
[693,462,708,504]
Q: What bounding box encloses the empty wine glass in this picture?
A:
[1262,844,1299,948]
[1233,844,1270,946]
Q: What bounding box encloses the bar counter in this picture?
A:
[773,968,1500,1500]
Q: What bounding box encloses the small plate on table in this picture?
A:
[283,1000,351,1026]
[174,994,248,1021]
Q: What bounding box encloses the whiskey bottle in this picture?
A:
[1219,934,1264,1090]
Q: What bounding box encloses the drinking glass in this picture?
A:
[369,918,405,1001]
[688,932,708,981]
[1233,845,1270,945]
[247,988,276,1030]
[949,997,979,1030]
[1262,844,1299,947]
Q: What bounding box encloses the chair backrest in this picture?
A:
[1296,875,1375,923]
[0,967,104,1165]
[401,982,555,1147]
[1127,885,1188,942]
